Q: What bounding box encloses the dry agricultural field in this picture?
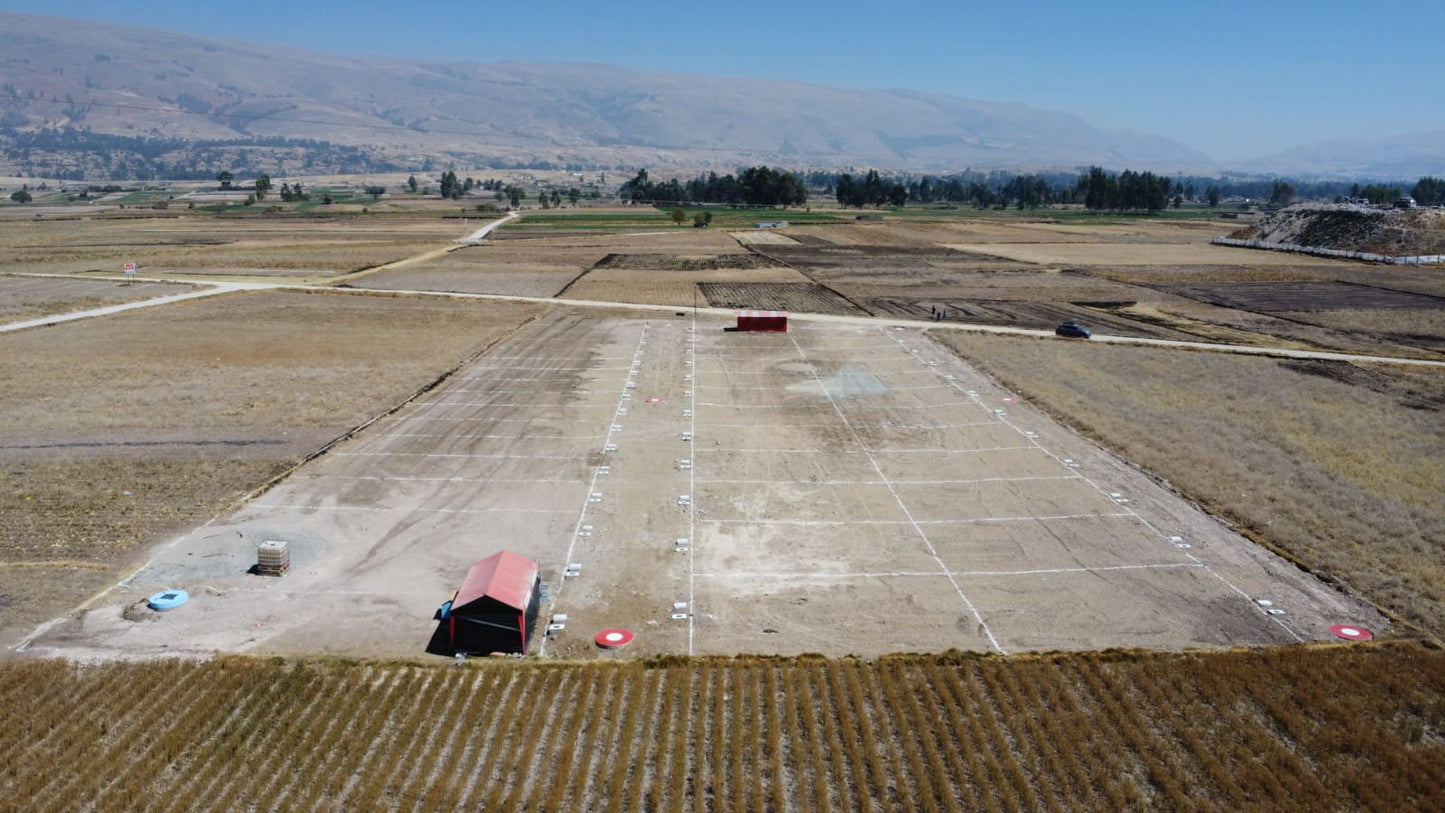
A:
[1,645,1440,811]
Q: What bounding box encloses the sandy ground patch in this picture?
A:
[732,230,800,246]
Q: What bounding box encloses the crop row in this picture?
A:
[0,644,1441,811]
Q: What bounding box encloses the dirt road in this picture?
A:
[6,271,1441,369]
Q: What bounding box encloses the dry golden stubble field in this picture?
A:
[0,275,195,322]
[493,224,755,255]
[0,644,1440,811]
[1275,308,1445,344]
[348,247,585,297]
[0,213,467,278]
[933,332,1445,635]
[0,290,547,645]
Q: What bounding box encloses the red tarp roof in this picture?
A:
[453,550,538,612]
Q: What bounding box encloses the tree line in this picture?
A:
[808,169,1444,210]
[620,166,808,207]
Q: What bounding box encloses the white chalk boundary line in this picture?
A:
[334,451,579,459]
[696,563,1208,580]
[461,364,630,371]
[364,432,597,441]
[696,475,1082,486]
[387,416,555,423]
[691,445,1038,454]
[687,318,698,656]
[539,323,651,657]
[787,331,1006,655]
[247,503,567,516]
[700,513,1135,526]
[441,388,597,395]
[294,474,578,484]
[692,384,825,392]
[703,420,1000,430]
[412,402,617,409]
[891,330,1307,644]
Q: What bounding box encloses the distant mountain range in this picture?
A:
[1234,132,1445,179]
[0,11,1440,179]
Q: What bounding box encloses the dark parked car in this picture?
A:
[1055,321,1092,339]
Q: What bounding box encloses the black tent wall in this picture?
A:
[447,576,541,655]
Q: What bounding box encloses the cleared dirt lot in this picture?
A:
[24,311,1381,660]
[3,209,1436,661]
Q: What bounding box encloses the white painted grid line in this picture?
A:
[374,432,598,441]
[696,562,1207,579]
[787,331,1006,654]
[704,420,1001,430]
[540,323,651,656]
[441,389,597,395]
[691,445,1038,455]
[334,452,578,459]
[699,513,1135,526]
[248,503,568,516]
[294,475,579,484]
[687,318,698,656]
[413,402,616,409]
[887,330,1306,644]
[389,416,556,424]
[695,475,1083,486]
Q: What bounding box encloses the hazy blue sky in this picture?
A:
[3,0,1440,160]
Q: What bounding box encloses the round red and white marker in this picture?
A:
[1329,624,1374,641]
[595,628,635,649]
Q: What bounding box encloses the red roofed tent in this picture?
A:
[736,310,789,332]
[445,550,541,655]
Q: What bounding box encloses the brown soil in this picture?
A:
[698,282,866,314]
